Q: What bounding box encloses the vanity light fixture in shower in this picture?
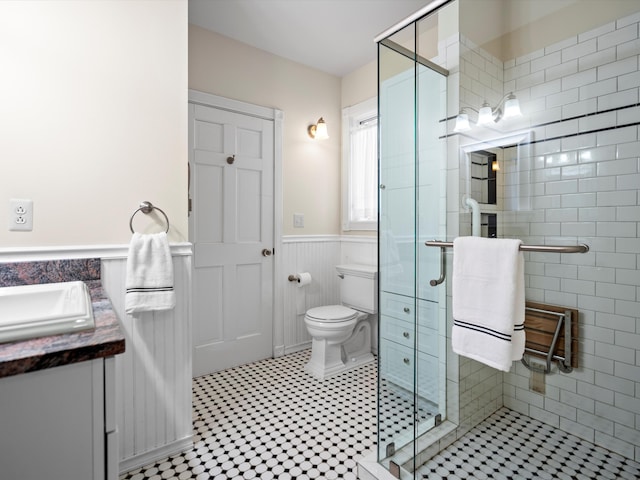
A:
[308,117,329,139]
[454,92,522,132]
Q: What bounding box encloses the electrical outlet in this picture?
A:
[9,199,33,231]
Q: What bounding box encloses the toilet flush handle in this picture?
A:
[337,273,344,279]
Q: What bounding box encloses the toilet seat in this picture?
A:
[305,305,358,323]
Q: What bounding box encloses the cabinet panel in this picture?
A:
[380,292,414,320]
[380,316,438,354]
[379,341,438,404]
[380,316,413,349]
[107,430,119,480]
[380,293,438,329]
[0,360,105,480]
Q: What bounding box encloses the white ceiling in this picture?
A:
[188,0,430,77]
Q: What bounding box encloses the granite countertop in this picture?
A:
[0,280,125,378]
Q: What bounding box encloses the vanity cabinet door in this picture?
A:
[0,359,105,480]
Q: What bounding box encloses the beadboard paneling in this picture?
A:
[101,254,193,472]
[280,237,341,354]
[278,236,378,356]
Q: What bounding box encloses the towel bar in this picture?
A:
[129,201,170,234]
[424,240,589,287]
[424,240,589,253]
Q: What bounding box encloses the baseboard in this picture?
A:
[119,434,194,475]
[284,342,311,355]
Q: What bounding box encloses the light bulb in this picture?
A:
[314,118,329,139]
[454,112,471,132]
[503,94,521,118]
[477,103,493,125]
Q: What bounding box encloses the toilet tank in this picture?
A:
[336,264,378,314]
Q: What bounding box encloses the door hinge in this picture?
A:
[188,197,192,215]
[386,442,395,457]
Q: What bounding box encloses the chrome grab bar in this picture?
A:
[424,240,589,253]
[424,240,589,287]
[429,245,446,286]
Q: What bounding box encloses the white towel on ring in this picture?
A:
[125,232,175,314]
[451,236,525,371]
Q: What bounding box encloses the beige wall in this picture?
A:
[341,61,377,109]
[189,25,342,236]
[0,0,188,247]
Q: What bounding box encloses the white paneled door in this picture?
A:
[189,102,274,377]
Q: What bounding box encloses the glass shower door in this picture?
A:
[377,22,448,475]
[415,60,448,438]
[378,37,417,467]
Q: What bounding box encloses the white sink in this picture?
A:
[0,281,95,344]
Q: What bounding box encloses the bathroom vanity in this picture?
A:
[0,260,125,480]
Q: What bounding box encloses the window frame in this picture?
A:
[342,97,378,231]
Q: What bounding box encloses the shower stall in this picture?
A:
[371,0,640,478]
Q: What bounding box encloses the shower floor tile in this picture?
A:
[119,349,378,480]
[418,407,640,479]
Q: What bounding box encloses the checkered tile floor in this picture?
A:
[120,350,640,480]
[120,350,377,480]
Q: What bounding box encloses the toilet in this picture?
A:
[304,264,378,379]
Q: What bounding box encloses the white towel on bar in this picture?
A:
[451,236,525,371]
[125,232,175,314]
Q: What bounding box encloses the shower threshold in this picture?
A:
[359,419,457,479]
[360,408,640,479]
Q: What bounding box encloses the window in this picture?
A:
[342,97,378,231]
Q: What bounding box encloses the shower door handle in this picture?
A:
[428,243,446,286]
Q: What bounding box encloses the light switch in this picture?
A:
[293,213,304,228]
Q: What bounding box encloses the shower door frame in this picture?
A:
[376,33,450,476]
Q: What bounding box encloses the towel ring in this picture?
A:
[129,201,170,234]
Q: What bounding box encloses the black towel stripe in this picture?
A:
[454,319,512,341]
[127,286,174,293]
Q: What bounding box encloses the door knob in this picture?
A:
[227,155,235,165]
[261,248,272,257]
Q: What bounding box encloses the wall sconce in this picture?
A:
[308,117,329,140]
[454,92,521,132]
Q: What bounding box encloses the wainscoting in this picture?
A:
[101,246,193,472]
[0,244,194,474]
[277,235,377,356]
[0,237,376,474]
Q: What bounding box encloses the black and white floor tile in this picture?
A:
[418,407,640,479]
[378,378,437,449]
[121,350,640,480]
[120,350,377,480]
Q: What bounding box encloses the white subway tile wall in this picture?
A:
[456,9,640,464]
[496,11,640,462]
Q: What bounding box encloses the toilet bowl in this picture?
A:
[303,265,377,380]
